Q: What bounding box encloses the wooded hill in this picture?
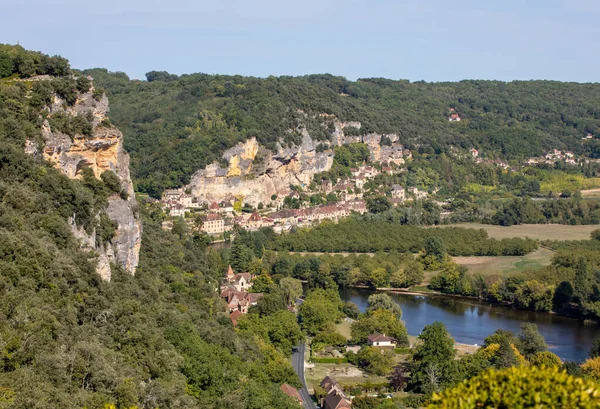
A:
[0,45,301,409]
[84,68,600,197]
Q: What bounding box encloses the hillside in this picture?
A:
[0,45,300,409]
[85,68,600,198]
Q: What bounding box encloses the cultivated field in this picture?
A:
[451,247,555,276]
[444,223,598,241]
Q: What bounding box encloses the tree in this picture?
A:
[279,277,303,305]
[529,351,561,368]
[230,241,254,272]
[428,366,600,409]
[251,273,276,293]
[366,196,391,214]
[591,229,600,241]
[408,322,456,393]
[350,309,408,346]
[483,329,517,348]
[424,236,446,262]
[581,357,600,381]
[389,363,409,391]
[553,281,574,310]
[366,293,402,319]
[356,346,395,375]
[574,257,590,303]
[517,323,547,358]
[298,289,343,335]
[590,335,600,359]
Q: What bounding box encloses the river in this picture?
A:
[340,288,600,362]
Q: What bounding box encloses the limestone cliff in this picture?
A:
[188,114,405,206]
[27,80,141,280]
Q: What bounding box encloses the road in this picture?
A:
[292,342,319,409]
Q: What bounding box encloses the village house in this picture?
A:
[391,184,405,200]
[280,384,303,405]
[320,376,351,409]
[321,180,333,193]
[246,212,264,230]
[201,213,225,235]
[323,393,352,409]
[320,376,346,398]
[163,188,183,201]
[169,203,186,217]
[219,200,234,213]
[346,199,367,214]
[220,287,263,313]
[208,202,220,213]
[448,112,461,122]
[367,333,396,348]
[224,266,254,292]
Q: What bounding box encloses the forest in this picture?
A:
[272,220,538,256]
[83,67,600,198]
[0,46,301,409]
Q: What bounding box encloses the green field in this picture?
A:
[451,247,555,276]
[444,223,598,241]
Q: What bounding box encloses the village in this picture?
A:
[159,162,430,237]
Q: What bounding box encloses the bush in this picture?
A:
[309,357,348,364]
[428,366,600,408]
[528,351,561,368]
[581,356,600,381]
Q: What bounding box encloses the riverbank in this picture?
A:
[351,285,597,323]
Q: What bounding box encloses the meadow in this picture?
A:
[444,223,598,241]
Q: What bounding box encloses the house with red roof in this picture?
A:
[367,333,396,348]
[280,384,303,405]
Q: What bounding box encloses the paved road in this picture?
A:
[292,342,319,409]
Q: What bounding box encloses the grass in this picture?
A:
[581,189,600,198]
[451,247,554,276]
[538,173,600,193]
[445,223,598,241]
[335,319,353,340]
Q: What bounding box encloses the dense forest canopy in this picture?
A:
[0,45,301,409]
[84,68,600,197]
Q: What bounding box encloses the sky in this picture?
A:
[2,0,599,82]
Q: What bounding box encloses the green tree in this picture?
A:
[350,309,409,346]
[367,196,392,214]
[366,293,402,319]
[279,276,303,305]
[298,289,343,335]
[517,323,547,358]
[409,322,456,393]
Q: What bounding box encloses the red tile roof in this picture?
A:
[280,384,303,403]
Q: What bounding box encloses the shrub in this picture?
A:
[428,366,600,408]
[581,356,600,381]
[528,351,561,368]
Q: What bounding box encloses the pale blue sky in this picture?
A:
[3,0,599,82]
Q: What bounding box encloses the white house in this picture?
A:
[367,333,396,348]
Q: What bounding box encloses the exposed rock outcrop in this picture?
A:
[27,81,141,280]
[188,114,406,206]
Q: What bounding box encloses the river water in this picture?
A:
[340,288,600,362]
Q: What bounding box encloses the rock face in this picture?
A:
[188,114,406,206]
[28,82,141,281]
[190,135,334,206]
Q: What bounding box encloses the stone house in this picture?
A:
[201,213,224,235]
[391,184,405,200]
